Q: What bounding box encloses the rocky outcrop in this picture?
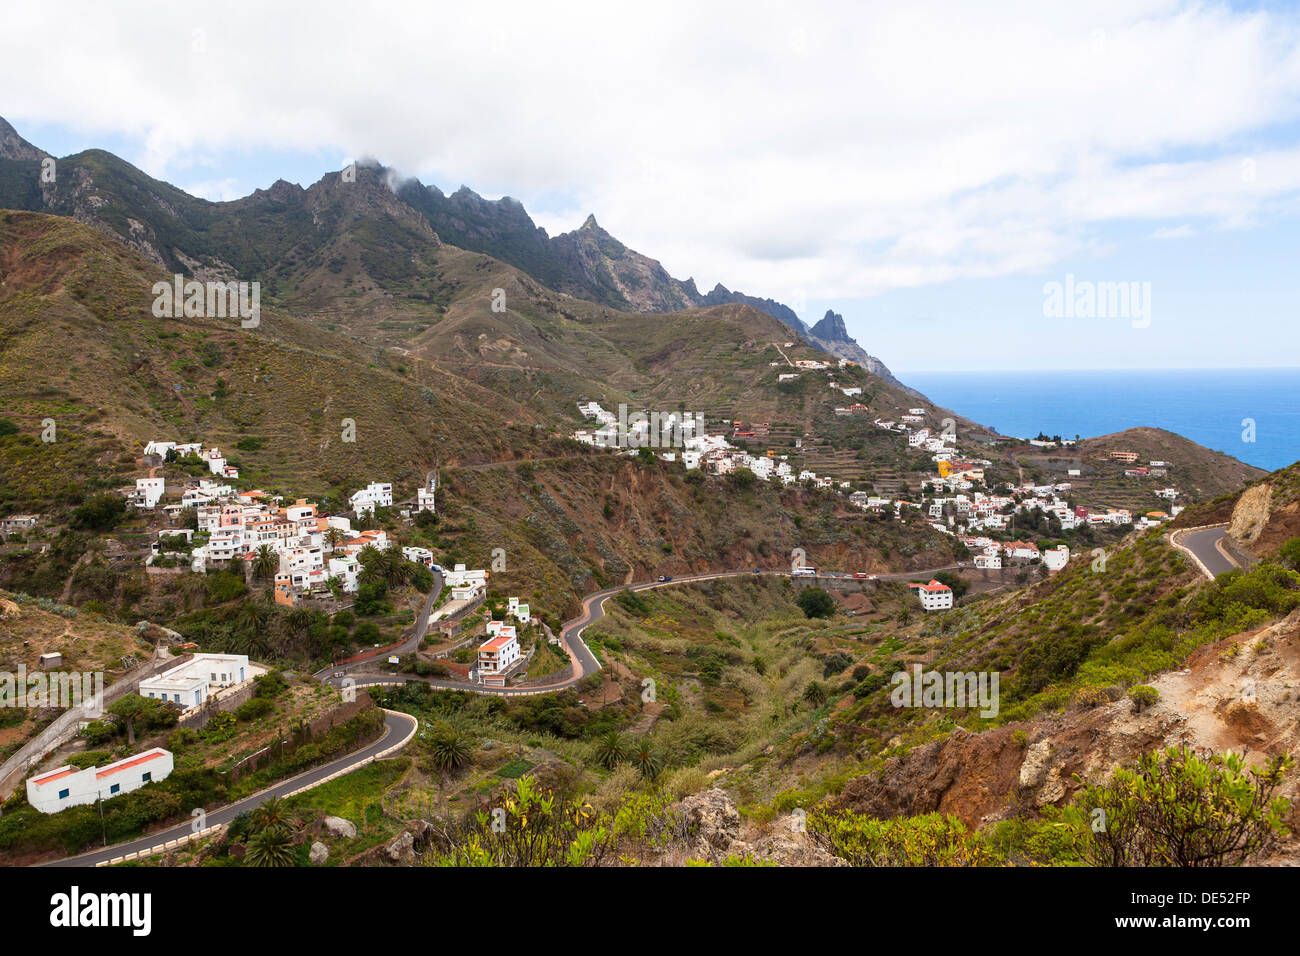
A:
[384,830,415,864]
[1229,482,1274,546]
[309,841,329,864]
[676,788,848,866]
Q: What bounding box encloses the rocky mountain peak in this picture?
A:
[810,309,851,343]
[0,115,50,162]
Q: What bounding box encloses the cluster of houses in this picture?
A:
[132,445,444,604]
[572,402,855,490]
[141,440,239,482]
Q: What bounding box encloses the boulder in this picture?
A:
[309,841,329,865]
[323,816,356,839]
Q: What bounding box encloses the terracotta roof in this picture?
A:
[97,750,167,778]
[30,767,78,787]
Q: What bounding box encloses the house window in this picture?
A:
[58,788,69,799]
[142,772,151,783]
[110,784,120,794]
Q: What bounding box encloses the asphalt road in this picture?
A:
[1174,524,1242,578]
[330,564,964,697]
[312,568,444,682]
[42,709,418,868]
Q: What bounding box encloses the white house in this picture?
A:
[27,748,174,814]
[349,482,394,517]
[912,580,954,611]
[507,597,531,624]
[402,546,434,566]
[1043,545,1070,573]
[328,555,359,592]
[417,484,436,513]
[478,631,520,679]
[131,478,165,509]
[442,563,487,589]
[139,654,250,711]
[974,553,1002,570]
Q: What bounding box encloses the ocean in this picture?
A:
[900,368,1300,473]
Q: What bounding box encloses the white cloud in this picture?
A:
[3,0,1300,304]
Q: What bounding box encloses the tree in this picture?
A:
[324,527,344,554]
[250,795,291,833]
[803,680,828,708]
[423,722,475,778]
[1278,536,1300,571]
[797,587,836,619]
[108,694,157,745]
[630,738,663,780]
[252,544,278,581]
[1067,747,1293,867]
[1127,685,1159,713]
[70,494,127,531]
[593,730,631,770]
[245,825,295,867]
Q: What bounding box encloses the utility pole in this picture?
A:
[99,792,107,846]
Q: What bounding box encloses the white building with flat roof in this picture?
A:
[139,654,249,711]
[26,748,174,814]
[349,482,393,517]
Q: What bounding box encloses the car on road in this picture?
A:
[333,671,346,678]
[853,572,869,578]
[752,568,762,574]
[657,575,673,582]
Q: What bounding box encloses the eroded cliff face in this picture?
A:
[1229,482,1274,546]
[828,609,1300,853]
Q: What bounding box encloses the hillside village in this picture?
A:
[569,386,1188,596]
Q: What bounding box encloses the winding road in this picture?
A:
[36,561,956,866]
[1170,524,1244,579]
[325,563,965,697]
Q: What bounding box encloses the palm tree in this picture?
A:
[252,544,278,581]
[423,722,475,777]
[803,680,828,708]
[324,527,344,554]
[250,795,291,833]
[245,825,295,867]
[378,548,413,589]
[593,730,631,770]
[630,738,663,781]
[357,545,384,586]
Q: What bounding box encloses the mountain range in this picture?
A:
[0,115,910,391]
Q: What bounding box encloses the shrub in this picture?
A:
[1064,747,1292,866]
[1127,685,1160,712]
[798,587,837,619]
[236,697,273,722]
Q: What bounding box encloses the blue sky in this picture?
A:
[4,1,1300,373]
